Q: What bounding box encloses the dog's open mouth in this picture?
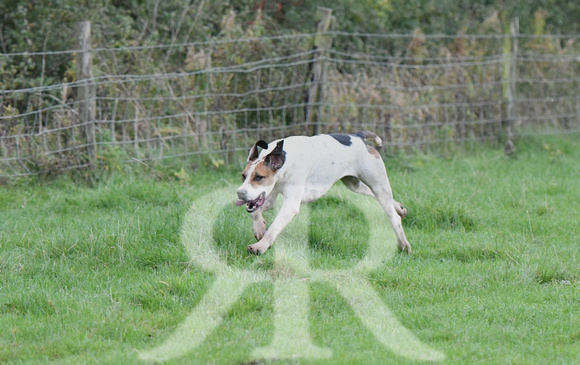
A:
[235,192,266,213]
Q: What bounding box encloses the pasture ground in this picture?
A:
[0,134,578,364]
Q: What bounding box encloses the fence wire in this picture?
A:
[1,32,579,178]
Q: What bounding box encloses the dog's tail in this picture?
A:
[356,131,383,148]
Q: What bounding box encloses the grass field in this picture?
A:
[0,135,579,364]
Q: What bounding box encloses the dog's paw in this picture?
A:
[248,242,269,255]
[397,239,412,254]
[394,201,407,218]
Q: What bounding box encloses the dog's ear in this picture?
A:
[247,140,269,162]
[265,140,285,171]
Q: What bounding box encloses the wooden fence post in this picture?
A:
[76,21,97,167]
[503,17,518,155]
[305,7,334,135]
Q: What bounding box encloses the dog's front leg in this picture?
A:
[251,192,278,240]
[252,209,267,241]
[248,198,300,255]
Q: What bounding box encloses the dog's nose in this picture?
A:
[237,189,247,200]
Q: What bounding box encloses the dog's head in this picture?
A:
[235,139,286,213]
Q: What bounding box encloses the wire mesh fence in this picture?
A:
[1,30,579,178]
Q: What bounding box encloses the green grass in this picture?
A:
[1,135,579,364]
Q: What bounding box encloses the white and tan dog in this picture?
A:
[235,131,411,255]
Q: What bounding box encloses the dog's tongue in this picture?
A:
[234,199,247,206]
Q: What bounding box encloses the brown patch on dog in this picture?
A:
[250,161,276,188]
[241,163,253,182]
[367,145,381,159]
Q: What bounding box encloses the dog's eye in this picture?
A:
[241,174,247,181]
[253,175,264,181]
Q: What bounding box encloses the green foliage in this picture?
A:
[2,1,580,180]
[2,0,580,86]
[273,0,580,35]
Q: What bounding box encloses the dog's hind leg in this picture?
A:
[358,170,412,253]
[342,176,407,218]
[372,186,412,253]
[394,202,407,218]
[341,176,375,197]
